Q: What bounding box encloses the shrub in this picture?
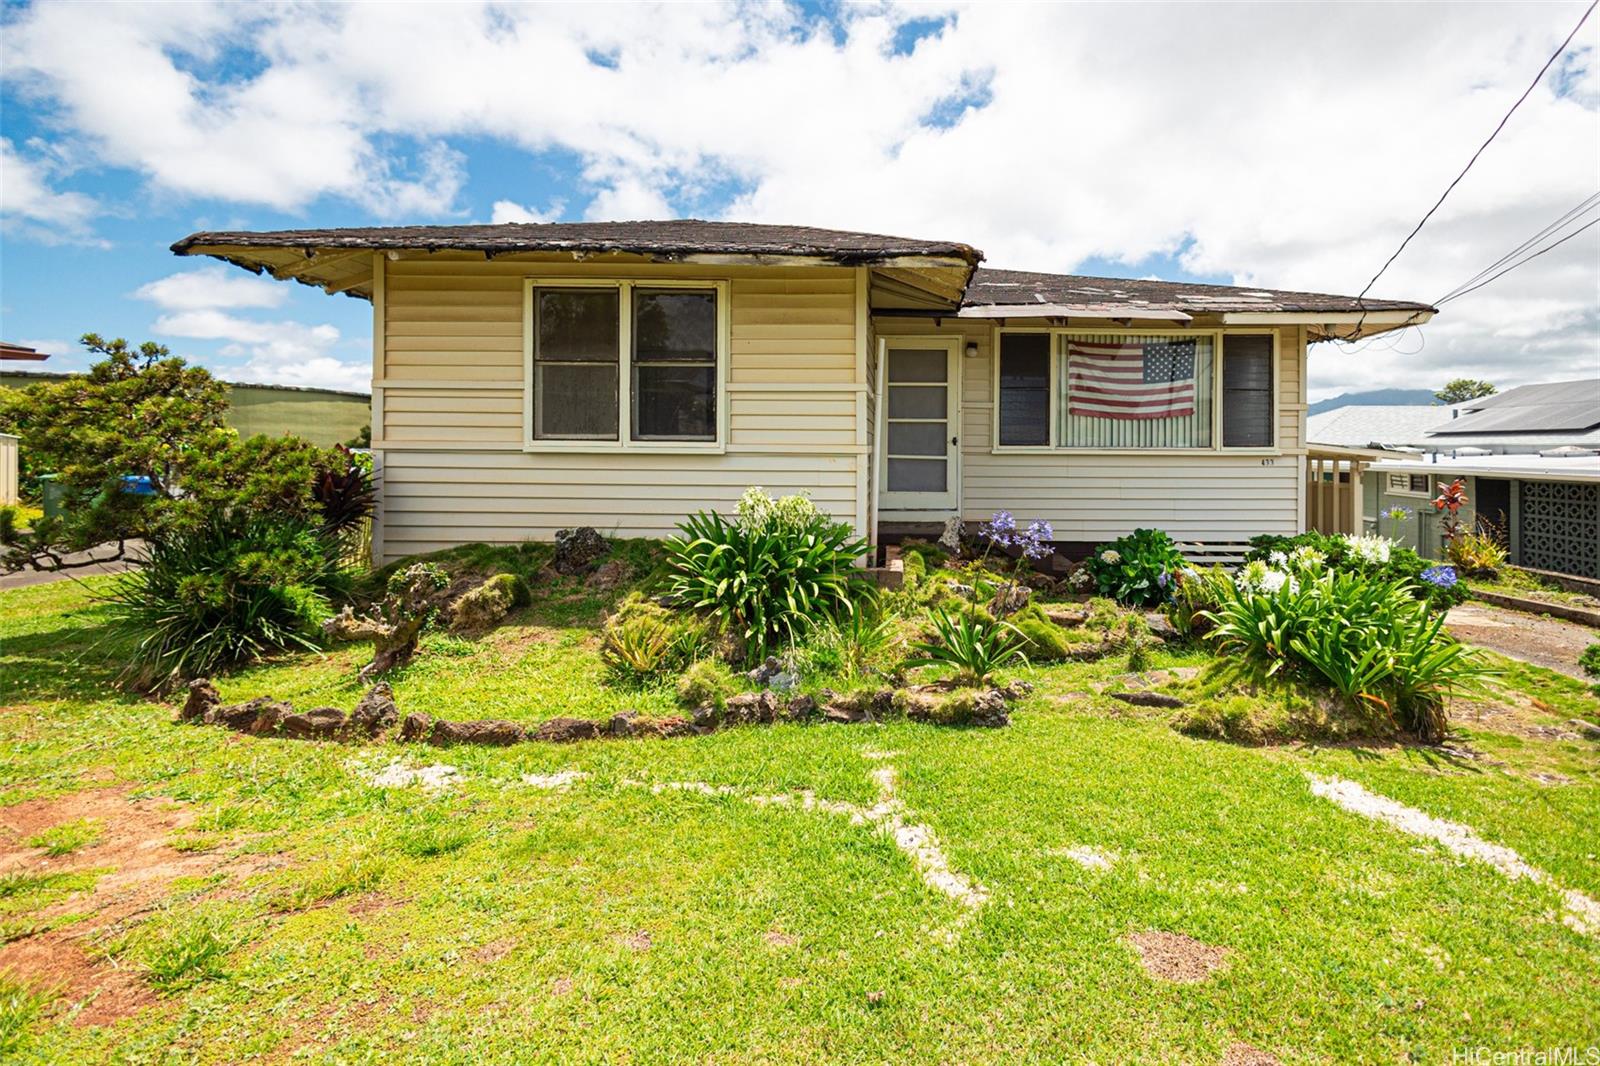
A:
[792,609,903,684]
[601,594,708,684]
[678,659,738,708]
[665,489,873,661]
[104,513,346,689]
[1164,564,1231,639]
[1204,566,1488,742]
[0,506,17,546]
[906,605,1026,685]
[1579,642,1600,680]
[1245,531,1467,611]
[1447,530,1508,576]
[1084,528,1184,607]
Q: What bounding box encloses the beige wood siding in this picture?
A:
[872,317,1307,541]
[373,254,866,562]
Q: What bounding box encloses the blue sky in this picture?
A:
[2,2,1595,399]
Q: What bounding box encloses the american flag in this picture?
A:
[1066,338,1197,420]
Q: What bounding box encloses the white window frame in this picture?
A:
[989,326,1280,456]
[522,277,729,453]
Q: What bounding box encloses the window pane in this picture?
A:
[887,385,946,419]
[634,290,716,362]
[998,333,1050,446]
[1060,333,1213,448]
[887,349,947,383]
[887,458,946,492]
[536,363,618,438]
[633,365,715,440]
[1223,335,1273,448]
[887,422,947,456]
[537,289,619,362]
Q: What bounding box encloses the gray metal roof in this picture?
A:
[1427,378,1600,435]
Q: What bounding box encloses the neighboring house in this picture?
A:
[170,220,1434,564]
[0,341,49,362]
[0,433,16,507]
[0,370,370,449]
[1309,380,1600,456]
[1307,405,1458,451]
[1365,453,1600,579]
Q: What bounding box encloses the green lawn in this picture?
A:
[2,573,1598,1063]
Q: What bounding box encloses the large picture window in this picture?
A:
[991,329,1276,451]
[527,280,724,448]
[1060,332,1213,448]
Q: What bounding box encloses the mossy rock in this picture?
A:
[678,659,738,709]
[449,573,532,631]
[1168,663,1392,745]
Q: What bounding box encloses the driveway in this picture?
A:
[1445,602,1597,680]
[0,543,141,591]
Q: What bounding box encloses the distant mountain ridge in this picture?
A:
[1307,388,1440,416]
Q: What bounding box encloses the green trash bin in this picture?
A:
[40,474,67,521]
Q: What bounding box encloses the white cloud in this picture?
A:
[490,198,561,224]
[134,266,288,311]
[0,137,102,245]
[5,1,1596,397]
[149,309,366,392]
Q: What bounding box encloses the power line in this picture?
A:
[1437,216,1599,305]
[1435,190,1600,304]
[1346,0,1597,332]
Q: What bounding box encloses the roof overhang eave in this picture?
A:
[1223,309,1436,342]
[957,303,1193,323]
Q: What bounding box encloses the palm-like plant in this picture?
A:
[905,605,1027,686]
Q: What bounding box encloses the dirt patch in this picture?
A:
[0,786,285,1026]
[489,626,562,654]
[345,892,405,917]
[617,930,652,952]
[1221,1042,1281,1066]
[1452,698,1591,742]
[1445,604,1598,680]
[473,937,516,963]
[550,975,574,996]
[1125,931,1230,983]
[0,930,157,1028]
[763,930,797,948]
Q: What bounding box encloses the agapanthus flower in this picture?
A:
[1383,505,1412,522]
[1420,565,1458,588]
[1342,533,1394,567]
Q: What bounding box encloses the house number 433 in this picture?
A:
[1259,458,1276,466]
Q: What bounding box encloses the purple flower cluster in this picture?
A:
[979,510,1054,560]
[1419,564,1458,588]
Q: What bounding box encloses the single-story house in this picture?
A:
[1365,453,1600,579]
[0,369,370,450]
[170,221,1435,564]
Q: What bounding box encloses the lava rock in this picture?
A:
[432,718,526,746]
[552,526,609,575]
[784,693,817,720]
[609,711,640,737]
[210,696,291,732]
[723,691,781,725]
[278,706,348,739]
[533,716,602,743]
[399,712,435,742]
[349,682,399,737]
[747,656,783,686]
[1109,691,1186,709]
[1142,613,1180,642]
[180,679,222,723]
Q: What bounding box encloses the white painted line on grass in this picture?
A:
[1307,773,1599,938]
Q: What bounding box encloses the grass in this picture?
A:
[1,553,1597,1062]
[23,817,103,856]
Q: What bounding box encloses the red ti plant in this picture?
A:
[1433,478,1469,544]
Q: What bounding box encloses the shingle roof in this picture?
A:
[173,220,982,267]
[1307,405,1457,448]
[962,268,1434,315]
[1427,379,1600,435]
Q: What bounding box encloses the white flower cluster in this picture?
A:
[1342,533,1394,567]
[1069,568,1093,589]
[1287,545,1327,573]
[1235,559,1294,597]
[1100,549,1121,565]
[736,486,821,534]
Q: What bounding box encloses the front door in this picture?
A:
[879,339,960,514]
